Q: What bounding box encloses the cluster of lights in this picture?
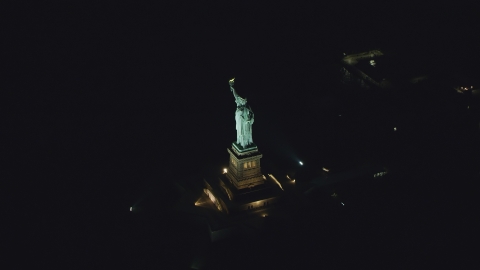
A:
[458,86,474,93]
[374,171,387,178]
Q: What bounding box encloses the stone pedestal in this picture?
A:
[225,142,264,189]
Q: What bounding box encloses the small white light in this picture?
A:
[223,168,227,174]
[299,161,303,165]
[322,167,329,172]
[341,202,345,206]
[394,127,397,131]
[293,179,295,183]
[130,207,132,211]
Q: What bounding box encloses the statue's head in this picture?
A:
[237,97,247,106]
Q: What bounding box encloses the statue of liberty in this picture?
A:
[229,78,254,148]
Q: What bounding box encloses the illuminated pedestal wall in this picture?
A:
[200,143,281,215]
[226,143,264,190]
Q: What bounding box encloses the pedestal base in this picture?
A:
[226,143,264,190]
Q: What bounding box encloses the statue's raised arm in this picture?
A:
[229,77,238,98]
[229,78,246,107]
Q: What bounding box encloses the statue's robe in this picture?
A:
[231,82,254,148]
[235,108,244,145]
[240,107,254,147]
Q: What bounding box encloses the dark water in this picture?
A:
[12,72,476,268]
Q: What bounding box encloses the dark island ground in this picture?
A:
[5,2,480,269]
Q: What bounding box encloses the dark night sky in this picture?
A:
[5,2,479,268]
